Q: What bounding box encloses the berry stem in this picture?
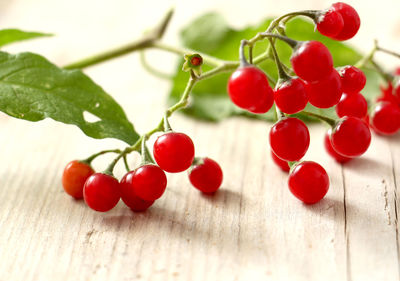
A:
[82,149,122,164]
[122,155,130,172]
[376,45,400,60]
[139,51,173,80]
[269,38,290,81]
[239,40,251,66]
[258,33,298,49]
[355,40,393,82]
[300,111,337,127]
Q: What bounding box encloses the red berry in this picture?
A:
[395,67,400,76]
[377,82,399,106]
[339,65,366,93]
[227,66,274,112]
[324,130,352,163]
[249,93,274,114]
[274,78,308,114]
[291,41,333,82]
[269,117,310,162]
[316,9,344,37]
[305,70,342,108]
[189,158,223,193]
[371,102,400,135]
[271,150,290,172]
[394,80,400,100]
[62,160,95,199]
[288,161,329,204]
[153,132,195,173]
[330,2,360,41]
[122,193,154,212]
[335,92,368,118]
[83,173,121,212]
[331,116,371,157]
[121,164,167,202]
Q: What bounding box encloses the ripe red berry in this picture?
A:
[394,80,400,100]
[189,158,223,193]
[371,102,400,135]
[339,65,366,93]
[83,173,121,212]
[249,93,274,114]
[335,92,368,118]
[291,40,333,82]
[62,160,95,199]
[377,82,399,106]
[305,70,342,108]
[121,164,167,202]
[269,117,310,162]
[274,77,308,114]
[316,9,344,37]
[395,67,400,76]
[153,132,195,173]
[324,130,352,163]
[331,116,371,157]
[121,193,154,212]
[288,161,329,204]
[270,150,290,172]
[330,2,360,41]
[227,66,274,112]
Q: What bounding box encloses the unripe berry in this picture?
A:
[62,160,94,199]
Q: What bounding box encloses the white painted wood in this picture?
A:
[0,0,400,280]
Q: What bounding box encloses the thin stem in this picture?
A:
[123,155,130,172]
[376,46,400,59]
[300,111,337,127]
[269,38,290,80]
[275,106,285,121]
[258,32,298,48]
[166,72,198,116]
[248,45,254,64]
[139,51,173,80]
[63,9,174,70]
[239,40,250,66]
[82,149,121,164]
[151,41,224,67]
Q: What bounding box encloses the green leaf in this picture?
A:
[0,29,52,48]
[168,13,381,122]
[0,51,139,144]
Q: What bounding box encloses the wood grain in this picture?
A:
[1,0,400,280]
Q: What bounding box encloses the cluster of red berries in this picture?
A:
[62,132,223,212]
[228,2,370,204]
[371,76,400,135]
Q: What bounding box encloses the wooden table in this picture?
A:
[1,0,400,280]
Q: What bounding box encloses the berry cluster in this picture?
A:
[228,2,370,204]
[371,77,400,135]
[62,131,223,212]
